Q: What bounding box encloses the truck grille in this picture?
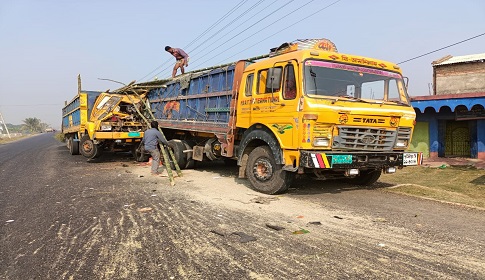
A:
[332,126,397,151]
[397,127,412,143]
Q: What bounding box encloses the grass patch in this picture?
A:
[380,166,485,209]
[54,132,65,142]
[0,135,30,144]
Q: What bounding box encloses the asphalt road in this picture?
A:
[1,133,484,279]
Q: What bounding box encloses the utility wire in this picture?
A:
[137,0,248,82]
[397,32,485,64]
[184,0,248,50]
[191,0,318,69]
[152,0,266,79]
[154,0,291,80]
[188,0,265,55]
[216,0,342,64]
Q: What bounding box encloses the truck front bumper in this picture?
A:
[299,151,423,169]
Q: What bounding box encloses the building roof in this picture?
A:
[410,92,485,112]
[432,53,485,66]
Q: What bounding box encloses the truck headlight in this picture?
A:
[394,139,408,148]
[313,137,330,147]
[101,125,112,131]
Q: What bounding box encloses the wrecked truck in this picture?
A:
[62,88,147,159]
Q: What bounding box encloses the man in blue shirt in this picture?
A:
[141,120,169,175]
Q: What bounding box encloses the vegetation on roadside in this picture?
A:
[54,133,65,142]
[1,117,53,134]
[0,134,30,144]
[380,166,485,209]
[22,117,50,133]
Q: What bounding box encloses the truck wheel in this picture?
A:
[132,143,149,162]
[68,136,80,155]
[347,169,381,186]
[182,140,195,169]
[168,140,187,169]
[246,146,294,195]
[80,135,101,159]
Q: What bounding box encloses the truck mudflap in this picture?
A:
[299,151,423,169]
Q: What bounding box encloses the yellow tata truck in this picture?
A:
[130,38,422,194]
[61,89,147,159]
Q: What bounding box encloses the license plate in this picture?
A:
[403,152,418,166]
[128,132,140,137]
[331,155,353,164]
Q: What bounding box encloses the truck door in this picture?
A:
[235,72,255,129]
[251,62,299,148]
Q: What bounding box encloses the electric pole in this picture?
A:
[0,112,11,139]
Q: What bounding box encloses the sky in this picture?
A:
[0,0,484,128]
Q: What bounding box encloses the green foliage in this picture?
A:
[54,132,66,142]
[23,117,42,133]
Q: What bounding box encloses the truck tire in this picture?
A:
[168,140,187,169]
[181,140,195,169]
[347,169,381,186]
[132,143,149,162]
[245,146,294,195]
[68,136,80,155]
[80,135,102,159]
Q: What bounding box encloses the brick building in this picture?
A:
[409,53,485,159]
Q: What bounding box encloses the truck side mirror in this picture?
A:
[266,67,282,92]
[403,77,409,89]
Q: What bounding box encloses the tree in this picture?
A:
[22,117,42,133]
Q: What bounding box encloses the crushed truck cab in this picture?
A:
[62,90,147,159]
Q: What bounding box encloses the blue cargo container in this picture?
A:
[147,64,237,135]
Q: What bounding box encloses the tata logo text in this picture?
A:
[353,118,385,124]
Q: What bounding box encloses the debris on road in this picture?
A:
[292,229,310,234]
[308,221,322,225]
[6,220,14,223]
[210,229,226,237]
[333,215,344,220]
[266,224,285,231]
[250,196,279,204]
[232,232,257,243]
[138,207,153,213]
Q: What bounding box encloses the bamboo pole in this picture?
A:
[123,92,180,186]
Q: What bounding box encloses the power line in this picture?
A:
[397,32,485,65]
[191,0,322,69]
[137,0,249,82]
[153,0,291,80]
[189,0,298,69]
[216,0,342,64]
[151,0,269,80]
[184,0,249,50]
[188,0,265,55]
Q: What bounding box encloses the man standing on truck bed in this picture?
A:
[165,46,189,78]
[141,120,169,175]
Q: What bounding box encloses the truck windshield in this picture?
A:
[304,60,410,105]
